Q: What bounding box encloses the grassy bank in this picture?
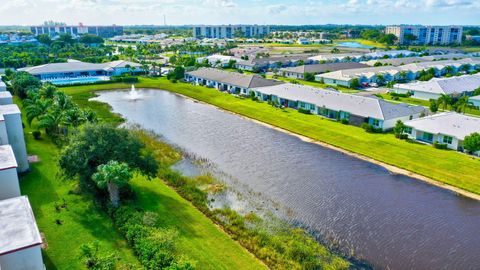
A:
[15,97,140,269]
[17,91,267,269]
[62,78,480,195]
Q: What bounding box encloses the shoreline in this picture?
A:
[95,87,480,201]
[171,91,480,202]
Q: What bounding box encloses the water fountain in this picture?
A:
[127,84,142,100]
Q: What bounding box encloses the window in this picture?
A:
[371,119,380,126]
[443,135,453,144]
[423,132,433,142]
[404,127,412,134]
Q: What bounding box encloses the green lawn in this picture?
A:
[17,90,266,269]
[333,39,388,49]
[63,78,480,195]
[15,97,140,270]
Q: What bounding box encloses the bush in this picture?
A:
[433,142,448,149]
[298,108,311,114]
[389,92,411,98]
[111,76,139,83]
[32,130,41,140]
[340,118,349,124]
[361,123,382,133]
[111,206,195,270]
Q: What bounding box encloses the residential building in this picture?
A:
[0,145,20,200]
[0,196,44,270]
[297,38,310,45]
[235,56,313,72]
[185,68,283,95]
[385,25,463,45]
[0,104,29,172]
[317,58,480,87]
[308,53,365,63]
[280,62,368,80]
[0,91,13,105]
[196,55,240,67]
[403,112,480,151]
[470,95,480,108]
[250,83,425,130]
[18,60,141,85]
[363,50,416,59]
[192,25,270,39]
[393,75,480,100]
[0,78,6,92]
[30,23,123,38]
[362,57,428,67]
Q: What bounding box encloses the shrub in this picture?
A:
[433,142,448,149]
[340,118,349,124]
[298,108,311,114]
[111,76,139,83]
[361,123,382,133]
[32,130,41,140]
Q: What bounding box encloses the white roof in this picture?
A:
[308,53,364,62]
[0,196,42,255]
[405,112,480,140]
[0,145,17,170]
[18,60,140,75]
[0,91,12,98]
[364,50,415,59]
[395,75,480,95]
[0,104,21,115]
[470,95,480,101]
[318,58,480,82]
[252,83,424,120]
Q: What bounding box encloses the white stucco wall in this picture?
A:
[3,113,29,172]
[0,120,8,145]
[0,246,45,270]
[411,91,441,100]
[0,168,20,200]
[0,95,13,105]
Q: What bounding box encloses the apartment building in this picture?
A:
[192,25,270,39]
[30,23,123,38]
[385,25,463,45]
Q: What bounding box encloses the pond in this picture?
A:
[93,89,480,270]
[336,41,373,49]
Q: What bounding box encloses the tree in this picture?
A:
[80,241,120,270]
[58,124,158,188]
[141,61,149,75]
[79,34,104,45]
[393,120,405,138]
[437,94,452,110]
[11,71,41,99]
[233,29,245,38]
[429,99,439,113]
[473,87,480,96]
[167,66,185,81]
[36,34,52,46]
[350,78,360,88]
[330,47,340,54]
[463,132,480,153]
[304,72,315,82]
[93,161,132,207]
[403,34,417,45]
[453,96,471,113]
[378,34,398,45]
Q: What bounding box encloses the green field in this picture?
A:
[16,97,140,270]
[17,96,267,269]
[63,78,480,195]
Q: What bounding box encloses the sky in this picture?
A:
[0,0,478,26]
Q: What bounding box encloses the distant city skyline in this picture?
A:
[0,0,479,26]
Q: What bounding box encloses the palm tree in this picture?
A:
[25,98,51,126]
[454,96,472,114]
[437,94,452,110]
[92,161,132,207]
[141,61,149,76]
[38,110,65,136]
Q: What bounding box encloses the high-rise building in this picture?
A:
[192,25,270,39]
[385,25,462,45]
[30,23,123,38]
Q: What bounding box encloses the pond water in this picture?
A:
[337,41,373,49]
[93,89,480,270]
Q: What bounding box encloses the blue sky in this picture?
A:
[0,0,478,25]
